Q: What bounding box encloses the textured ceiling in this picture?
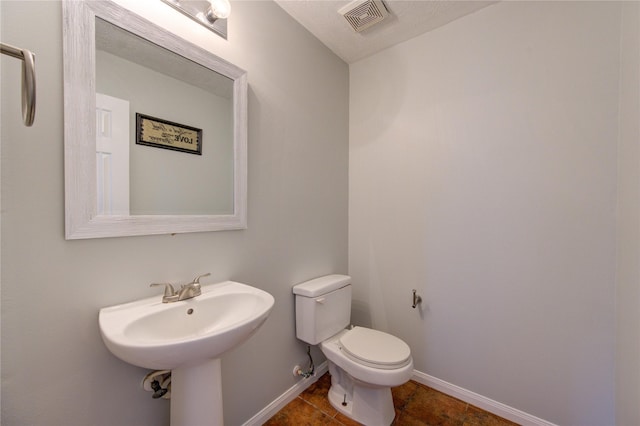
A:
[273,0,498,63]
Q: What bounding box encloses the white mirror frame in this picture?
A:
[63,0,247,239]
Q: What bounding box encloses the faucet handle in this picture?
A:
[150,283,176,297]
[190,273,211,285]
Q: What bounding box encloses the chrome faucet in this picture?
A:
[150,273,210,303]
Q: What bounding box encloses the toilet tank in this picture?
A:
[293,274,352,345]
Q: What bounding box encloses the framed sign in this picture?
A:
[136,113,202,155]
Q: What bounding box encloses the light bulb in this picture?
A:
[206,0,231,22]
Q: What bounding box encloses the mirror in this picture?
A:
[62,0,247,239]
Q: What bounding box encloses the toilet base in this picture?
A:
[327,363,396,426]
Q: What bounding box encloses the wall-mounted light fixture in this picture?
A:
[160,0,230,39]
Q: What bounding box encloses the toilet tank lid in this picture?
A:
[293,274,351,297]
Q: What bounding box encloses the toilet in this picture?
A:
[293,274,413,426]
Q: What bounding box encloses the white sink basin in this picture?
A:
[99,281,275,370]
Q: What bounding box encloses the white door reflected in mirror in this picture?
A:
[96,93,130,216]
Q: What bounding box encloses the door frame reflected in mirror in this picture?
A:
[62,0,247,239]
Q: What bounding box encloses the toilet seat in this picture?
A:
[339,327,411,370]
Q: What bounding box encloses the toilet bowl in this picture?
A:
[293,275,414,426]
[321,328,414,425]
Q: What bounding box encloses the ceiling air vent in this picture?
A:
[339,0,389,33]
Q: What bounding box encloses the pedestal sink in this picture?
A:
[99,281,275,426]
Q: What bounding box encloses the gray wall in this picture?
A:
[1,1,348,425]
[615,2,640,425]
[349,2,636,425]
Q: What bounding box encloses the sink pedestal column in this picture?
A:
[171,358,223,426]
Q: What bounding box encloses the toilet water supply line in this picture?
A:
[294,346,315,378]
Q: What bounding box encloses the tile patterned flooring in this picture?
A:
[264,373,519,426]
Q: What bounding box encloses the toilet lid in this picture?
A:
[339,327,411,369]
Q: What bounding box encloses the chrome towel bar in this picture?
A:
[1,42,36,126]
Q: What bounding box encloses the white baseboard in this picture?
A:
[243,362,329,426]
[411,370,557,426]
